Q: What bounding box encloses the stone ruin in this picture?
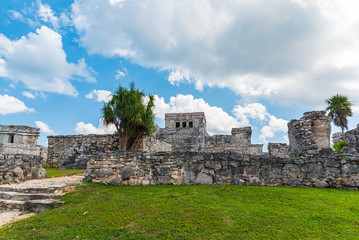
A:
[83,110,359,189]
[47,112,293,169]
[0,125,47,159]
[47,134,171,169]
[287,111,331,156]
[0,125,46,184]
[155,112,207,152]
[47,110,338,170]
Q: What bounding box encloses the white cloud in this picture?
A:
[8,10,24,21]
[71,0,359,107]
[35,121,55,134]
[0,94,35,115]
[232,103,269,126]
[259,116,289,143]
[86,89,112,102]
[75,119,116,135]
[22,91,36,99]
[115,70,126,80]
[37,2,59,28]
[0,26,96,96]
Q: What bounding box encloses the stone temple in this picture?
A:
[0,125,47,184]
[0,125,47,158]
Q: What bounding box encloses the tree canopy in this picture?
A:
[325,94,353,139]
[102,83,155,150]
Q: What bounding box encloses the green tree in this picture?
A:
[325,94,353,141]
[102,83,156,150]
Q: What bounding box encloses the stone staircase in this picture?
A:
[0,175,83,227]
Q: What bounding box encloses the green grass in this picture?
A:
[44,167,86,178]
[1,184,359,239]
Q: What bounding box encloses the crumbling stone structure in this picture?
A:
[0,154,46,184]
[47,112,288,169]
[204,127,263,155]
[0,125,39,146]
[84,150,359,189]
[0,125,47,158]
[47,134,171,169]
[268,143,290,158]
[0,125,47,184]
[288,111,331,156]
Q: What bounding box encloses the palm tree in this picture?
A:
[102,83,156,150]
[325,94,353,141]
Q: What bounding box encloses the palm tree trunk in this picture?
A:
[341,127,346,142]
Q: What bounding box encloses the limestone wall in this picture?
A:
[47,134,171,169]
[288,111,331,156]
[0,154,46,184]
[231,127,252,145]
[203,144,263,155]
[0,144,47,159]
[268,143,290,158]
[85,151,359,189]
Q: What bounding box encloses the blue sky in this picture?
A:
[1,0,359,148]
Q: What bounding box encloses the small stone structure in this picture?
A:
[155,112,207,152]
[204,127,264,155]
[0,125,39,146]
[47,134,171,169]
[288,111,331,156]
[0,125,47,184]
[84,151,359,189]
[0,125,47,158]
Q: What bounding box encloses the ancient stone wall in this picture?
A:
[84,151,359,189]
[231,127,252,145]
[268,143,290,158]
[203,144,263,155]
[204,127,263,154]
[0,154,46,184]
[288,111,331,156]
[0,144,47,158]
[47,134,171,169]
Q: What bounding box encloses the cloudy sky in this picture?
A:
[1,0,359,147]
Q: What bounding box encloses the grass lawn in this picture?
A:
[1,184,359,239]
[44,167,86,178]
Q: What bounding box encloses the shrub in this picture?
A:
[333,140,347,153]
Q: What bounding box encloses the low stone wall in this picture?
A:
[84,151,359,189]
[47,134,171,169]
[0,154,46,184]
[203,144,263,155]
[268,143,289,158]
[0,144,47,160]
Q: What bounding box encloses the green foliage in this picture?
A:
[332,140,348,153]
[44,167,86,178]
[1,184,359,239]
[325,94,353,136]
[102,83,155,150]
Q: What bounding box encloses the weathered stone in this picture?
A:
[121,167,135,179]
[194,169,214,184]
